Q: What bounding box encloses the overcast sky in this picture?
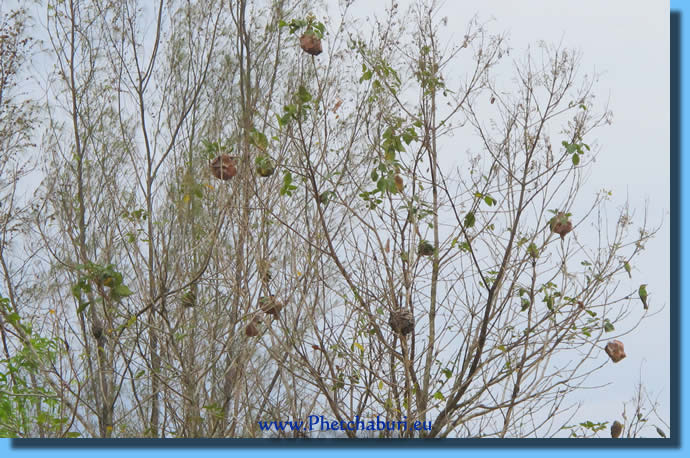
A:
[331,0,671,431]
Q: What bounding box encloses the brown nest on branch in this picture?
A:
[300,33,322,55]
[210,155,238,180]
[389,309,415,336]
[549,212,573,240]
[605,340,626,363]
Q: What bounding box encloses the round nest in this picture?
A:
[210,155,238,180]
[300,33,322,55]
[389,309,415,335]
[604,340,626,363]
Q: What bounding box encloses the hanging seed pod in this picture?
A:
[389,309,415,335]
[610,420,623,438]
[210,155,237,180]
[300,33,322,55]
[605,340,626,363]
[255,155,276,177]
[549,212,573,240]
[418,240,434,257]
[258,295,282,317]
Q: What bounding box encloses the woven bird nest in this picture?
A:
[255,155,276,177]
[300,33,322,55]
[245,316,261,337]
[417,240,434,257]
[549,212,573,240]
[389,309,415,335]
[610,420,623,438]
[605,340,626,363]
[210,155,238,180]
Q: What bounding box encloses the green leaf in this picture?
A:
[562,141,577,154]
[433,391,445,401]
[402,128,417,144]
[70,284,82,299]
[76,301,91,314]
[464,212,475,228]
[112,284,134,298]
[280,171,297,196]
[6,312,20,325]
[296,85,312,103]
[572,153,580,166]
[441,368,452,379]
[249,129,269,151]
[603,319,615,332]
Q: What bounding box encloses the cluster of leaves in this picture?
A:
[71,262,134,313]
[279,14,326,39]
[201,138,233,160]
[517,287,531,312]
[278,85,313,127]
[562,420,609,438]
[414,45,451,96]
[462,192,497,231]
[359,121,418,208]
[279,171,298,197]
[248,128,269,151]
[0,296,77,437]
[359,59,402,101]
[562,140,590,166]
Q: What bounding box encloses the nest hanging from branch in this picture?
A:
[245,316,261,337]
[417,240,434,257]
[610,420,623,438]
[605,340,626,363]
[210,155,238,180]
[255,155,276,177]
[300,33,322,55]
[389,309,415,335]
[549,212,573,240]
